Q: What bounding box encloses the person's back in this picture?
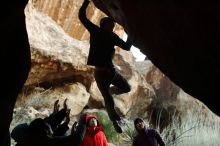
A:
[27,118,85,146]
[13,115,87,146]
[88,29,117,67]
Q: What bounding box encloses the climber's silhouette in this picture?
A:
[79,0,132,133]
[1,1,31,146]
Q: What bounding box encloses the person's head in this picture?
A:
[11,123,29,143]
[134,118,145,131]
[86,115,100,127]
[29,118,53,137]
[100,17,115,32]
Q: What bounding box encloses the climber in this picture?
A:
[78,0,132,133]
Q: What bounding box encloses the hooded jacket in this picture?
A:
[132,118,165,146]
[79,115,108,146]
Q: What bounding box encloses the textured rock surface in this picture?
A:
[23,2,154,120]
[22,0,220,124]
[16,82,90,116]
[30,0,124,40]
[135,60,220,129]
[92,0,220,116]
[1,1,219,145]
[24,2,133,82]
[25,1,129,88]
[25,4,93,88]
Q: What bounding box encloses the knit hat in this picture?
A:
[11,123,29,142]
[29,118,51,136]
[134,117,148,132]
[134,118,144,125]
[86,115,100,126]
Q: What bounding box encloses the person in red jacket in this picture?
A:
[80,115,108,146]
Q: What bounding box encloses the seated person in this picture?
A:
[11,113,87,146]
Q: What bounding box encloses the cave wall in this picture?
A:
[31,0,124,40]
[92,0,220,116]
[0,1,218,146]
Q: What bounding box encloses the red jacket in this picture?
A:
[79,116,108,146]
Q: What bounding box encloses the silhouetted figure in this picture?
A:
[79,0,132,133]
[11,99,72,145]
[1,1,31,146]
[132,118,165,146]
[79,115,108,146]
[11,114,87,146]
[11,123,29,146]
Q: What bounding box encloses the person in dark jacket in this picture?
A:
[132,118,165,146]
[11,113,87,146]
[78,0,132,133]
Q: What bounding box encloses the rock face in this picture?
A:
[32,0,96,39]
[22,0,220,124]
[25,4,93,88]
[22,3,155,120]
[135,61,220,130]
[92,0,220,116]
[0,1,219,145]
[31,0,124,40]
[7,2,220,145]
